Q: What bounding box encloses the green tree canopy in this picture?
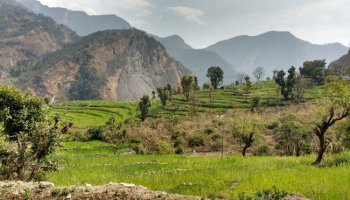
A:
[137,95,151,122]
[206,66,223,89]
[181,75,194,101]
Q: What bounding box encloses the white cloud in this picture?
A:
[168,6,206,25]
[136,9,153,16]
[67,2,98,15]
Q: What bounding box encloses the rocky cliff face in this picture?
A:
[328,49,350,72]
[0,0,79,66]
[19,0,132,36]
[20,29,192,101]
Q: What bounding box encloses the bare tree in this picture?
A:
[253,67,266,86]
[237,73,247,85]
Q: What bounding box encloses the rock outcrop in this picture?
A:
[328,49,350,72]
[19,29,192,101]
[0,0,79,66]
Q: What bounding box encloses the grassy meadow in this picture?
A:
[50,141,350,200]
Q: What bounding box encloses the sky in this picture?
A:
[38,0,350,49]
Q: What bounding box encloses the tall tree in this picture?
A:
[286,66,296,100]
[275,70,289,100]
[206,66,224,89]
[311,76,350,164]
[181,75,194,101]
[243,76,252,102]
[137,95,151,122]
[253,67,266,88]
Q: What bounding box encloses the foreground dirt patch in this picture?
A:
[0,181,201,200]
[0,181,312,200]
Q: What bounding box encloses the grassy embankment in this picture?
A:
[51,141,350,200]
[51,80,323,132]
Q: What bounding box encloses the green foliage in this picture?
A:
[253,145,272,156]
[231,111,262,156]
[243,76,252,102]
[286,66,296,100]
[265,121,280,130]
[175,146,184,154]
[43,96,51,104]
[251,96,261,109]
[188,133,206,147]
[0,85,71,180]
[235,80,240,85]
[157,87,169,108]
[181,75,194,101]
[51,189,61,196]
[137,95,151,121]
[206,66,224,89]
[238,185,289,200]
[275,113,311,156]
[87,126,105,140]
[23,188,31,200]
[61,188,70,196]
[151,141,174,155]
[323,154,350,167]
[299,59,326,78]
[203,82,211,89]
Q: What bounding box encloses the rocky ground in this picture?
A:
[0,181,311,200]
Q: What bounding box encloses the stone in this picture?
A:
[85,183,92,187]
[40,182,55,188]
[66,193,72,199]
[16,181,23,184]
[13,190,19,195]
[120,183,135,187]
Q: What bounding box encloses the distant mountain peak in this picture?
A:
[18,0,131,36]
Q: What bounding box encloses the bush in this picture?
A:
[51,189,61,196]
[188,133,206,147]
[211,140,223,151]
[63,131,89,142]
[203,82,211,89]
[238,185,289,200]
[171,131,186,140]
[323,153,350,167]
[130,144,145,155]
[88,126,104,140]
[266,121,279,130]
[253,145,272,156]
[129,137,142,144]
[204,127,215,135]
[175,146,184,154]
[61,188,69,196]
[151,141,174,155]
[211,133,223,141]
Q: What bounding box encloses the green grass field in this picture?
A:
[50,141,350,200]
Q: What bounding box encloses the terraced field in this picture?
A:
[50,80,324,131]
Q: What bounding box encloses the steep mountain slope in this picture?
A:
[206,31,348,77]
[0,0,79,66]
[19,29,192,101]
[19,0,132,36]
[152,35,237,85]
[328,49,350,72]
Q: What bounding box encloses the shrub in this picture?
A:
[211,140,223,151]
[175,146,184,154]
[253,145,272,156]
[130,144,145,155]
[23,188,31,200]
[129,137,142,144]
[238,185,289,200]
[266,121,279,130]
[88,126,104,140]
[51,189,61,196]
[323,153,350,167]
[171,131,187,140]
[203,82,211,89]
[188,133,206,147]
[151,141,174,155]
[204,127,215,135]
[211,133,223,141]
[61,188,69,196]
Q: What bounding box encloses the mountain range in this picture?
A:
[206,31,348,78]
[19,0,131,36]
[0,0,79,66]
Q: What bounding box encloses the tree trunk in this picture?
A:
[242,146,248,157]
[313,134,325,165]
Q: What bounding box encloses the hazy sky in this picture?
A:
[38,0,350,49]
